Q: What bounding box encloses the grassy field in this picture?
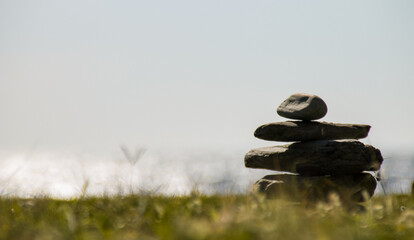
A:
[1,193,414,240]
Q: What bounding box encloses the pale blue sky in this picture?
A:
[1,0,413,154]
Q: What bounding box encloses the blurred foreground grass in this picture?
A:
[1,193,414,240]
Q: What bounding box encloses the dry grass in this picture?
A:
[1,193,413,240]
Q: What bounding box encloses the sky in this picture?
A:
[1,0,413,155]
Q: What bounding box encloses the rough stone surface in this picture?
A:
[277,93,328,120]
[254,121,371,142]
[254,173,377,203]
[244,140,383,175]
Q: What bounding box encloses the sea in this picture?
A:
[0,147,413,198]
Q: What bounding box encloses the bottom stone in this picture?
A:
[254,173,376,203]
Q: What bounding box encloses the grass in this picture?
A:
[1,193,414,240]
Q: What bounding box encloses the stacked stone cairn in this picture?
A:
[245,93,383,207]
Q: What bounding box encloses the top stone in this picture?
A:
[277,93,328,121]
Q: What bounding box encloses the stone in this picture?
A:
[254,121,371,142]
[245,140,383,176]
[277,93,327,121]
[254,173,377,203]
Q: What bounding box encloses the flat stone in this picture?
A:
[277,93,327,120]
[254,121,371,142]
[254,173,377,203]
[245,140,383,175]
